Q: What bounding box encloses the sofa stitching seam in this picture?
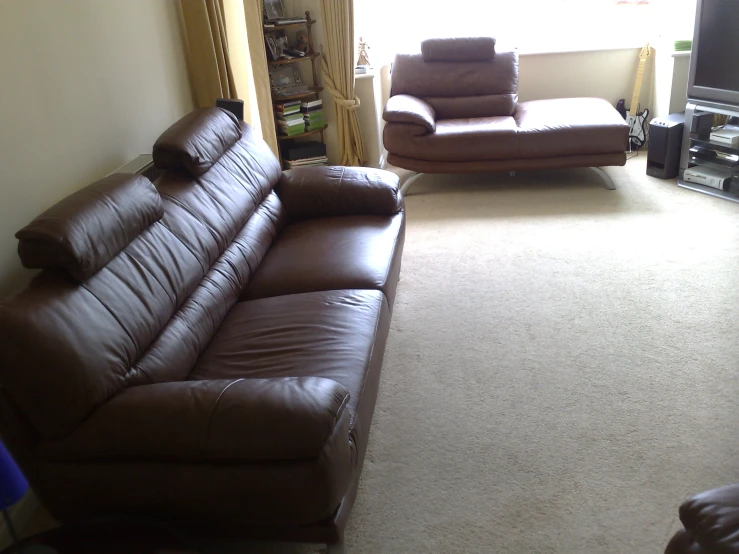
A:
[204,378,245,456]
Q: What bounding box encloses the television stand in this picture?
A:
[679,100,739,204]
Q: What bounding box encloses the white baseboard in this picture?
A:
[0,490,40,549]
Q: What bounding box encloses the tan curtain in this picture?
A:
[178,0,278,157]
[241,0,278,156]
[320,0,365,166]
[179,0,237,107]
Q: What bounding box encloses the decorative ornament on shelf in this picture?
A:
[357,37,371,67]
[295,31,310,54]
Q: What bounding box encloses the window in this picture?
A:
[354,0,692,64]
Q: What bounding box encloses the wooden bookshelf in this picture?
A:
[266,11,325,168]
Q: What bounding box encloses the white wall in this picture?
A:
[518,48,654,111]
[0,0,194,296]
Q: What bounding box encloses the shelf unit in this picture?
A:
[678,101,739,204]
[265,11,326,168]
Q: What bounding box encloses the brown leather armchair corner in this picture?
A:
[382,37,629,194]
[665,485,739,553]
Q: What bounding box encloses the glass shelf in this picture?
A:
[690,137,739,156]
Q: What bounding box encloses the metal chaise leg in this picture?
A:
[400,172,425,195]
[591,166,616,190]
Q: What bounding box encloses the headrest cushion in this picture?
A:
[153,107,242,177]
[16,173,163,282]
[421,37,496,62]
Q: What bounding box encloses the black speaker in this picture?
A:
[691,111,713,140]
[216,98,244,121]
[647,113,684,179]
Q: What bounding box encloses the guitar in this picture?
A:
[617,44,650,151]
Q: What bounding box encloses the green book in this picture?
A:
[304,116,325,126]
[280,125,305,136]
[276,112,303,122]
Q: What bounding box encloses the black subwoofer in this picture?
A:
[647,112,684,179]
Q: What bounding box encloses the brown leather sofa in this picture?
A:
[383,37,630,194]
[0,107,405,553]
[665,485,739,553]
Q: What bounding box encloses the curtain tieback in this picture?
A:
[321,58,361,111]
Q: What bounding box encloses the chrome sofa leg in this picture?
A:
[591,166,616,190]
[326,542,346,554]
[400,172,425,196]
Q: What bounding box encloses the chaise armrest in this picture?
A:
[39,377,350,463]
[275,166,402,220]
[383,94,436,133]
[666,485,739,553]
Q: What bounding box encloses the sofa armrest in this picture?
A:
[383,94,436,133]
[275,166,402,220]
[39,377,350,463]
[674,485,739,553]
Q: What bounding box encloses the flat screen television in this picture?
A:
[687,0,739,107]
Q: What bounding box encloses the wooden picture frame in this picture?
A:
[263,0,284,21]
[269,65,303,94]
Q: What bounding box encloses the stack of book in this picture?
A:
[284,141,328,168]
[301,99,325,131]
[275,100,304,137]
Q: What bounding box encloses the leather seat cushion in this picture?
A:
[189,289,391,442]
[383,97,627,163]
[383,116,519,162]
[514,97,628,158]
[243,214,404,306]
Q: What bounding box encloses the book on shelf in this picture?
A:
[275,99,301,111]
[275,111,303,122]
[278,119,305,128]
[268,17,307,25]
[303,110,324,119]
[301,99,323,109]
[303,113,325,129]
[279,127,306,137]
[285,156,328,168]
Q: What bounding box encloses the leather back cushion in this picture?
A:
[421,37,496,62]
[16,174,163,282]
[0,121,283,439]
[153,107,242,177]
[391,51,519,119]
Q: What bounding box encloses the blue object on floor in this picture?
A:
[0,441,27,510]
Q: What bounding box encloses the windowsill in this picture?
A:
[514,43,648,56]
[354,69,375,79]
[672,51,691,58]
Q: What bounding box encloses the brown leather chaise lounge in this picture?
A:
[383,37,630,194]
[0,107,405,553]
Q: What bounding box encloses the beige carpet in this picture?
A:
[227,155,739,554]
